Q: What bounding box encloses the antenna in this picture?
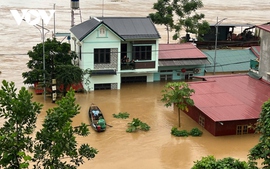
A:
[102,0,104,17]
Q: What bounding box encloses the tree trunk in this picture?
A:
[178,108,181,127]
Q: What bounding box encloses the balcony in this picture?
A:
[121,60,155,70]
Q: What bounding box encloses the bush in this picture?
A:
[126,118,150,133]
[113,112,130,119]
[171,127,189,137]
[171,127,203,137]
[192,155,249,169]
[189,128,203,136]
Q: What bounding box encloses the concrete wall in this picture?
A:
[259,30,270,82]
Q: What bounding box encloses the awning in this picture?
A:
[91,69,117,76]
[159,59,211,66]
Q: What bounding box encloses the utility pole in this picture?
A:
[213,17,227,75]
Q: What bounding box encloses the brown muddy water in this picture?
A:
[1,0,270,168]
[31,82,260,169]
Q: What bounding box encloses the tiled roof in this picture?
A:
[159,43,207,59]
[70,17,160,41]
[202,49,257,72]
[189,74,270,122]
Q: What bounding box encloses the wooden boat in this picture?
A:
[88,103,106,132]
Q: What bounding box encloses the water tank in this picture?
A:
[71,0,79,9]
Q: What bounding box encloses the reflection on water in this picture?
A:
[29,82,259,169]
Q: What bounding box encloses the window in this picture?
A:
[99,27,106,37]
[94,49,110,64]
[199,115,205,127]
[132,46,151,60]
[94,83,111,90]
[79,46,82,60]
[236,125,248,135]
[160,74,172,81]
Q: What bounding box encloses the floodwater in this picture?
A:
[1,0,270,168]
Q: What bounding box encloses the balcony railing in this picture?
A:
[121,61,155,70]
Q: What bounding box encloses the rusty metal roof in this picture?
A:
[159,43,207,59]
[189,74,270,122]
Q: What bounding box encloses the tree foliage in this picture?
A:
[161,82,195,127]
[248,99,270,168]
[33,89,98,168]
[192,155,249,169]
[149,0,174,44]
[0,80,42,169]
[22,38,85,97]
[149,0,209,43]
[22,38,76,84]
[55,65,83,96]
[126,118,150,132]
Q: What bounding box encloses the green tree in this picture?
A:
[22,38,87,98]
[161,82,195,127]
[172,0,208,42]
[149,0,174,44]
[33,89,98,168]
[248,99,270,169]
[0,80,42,168]
[192,155,249,169]
[55,65,83,96]
[22,38,75,84]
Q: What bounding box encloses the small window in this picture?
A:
[236,125,248,135]
[199,115,205,127]
[99,27,106,37]
[94,48,110,64]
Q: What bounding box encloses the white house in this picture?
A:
[70,17,160,91]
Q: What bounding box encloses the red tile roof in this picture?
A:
[189,74,270,122]
[159,43,207,59]
[257,25,270,33]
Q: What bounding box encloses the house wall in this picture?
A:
[154,65,205,81]
[214,120,256,136]
[77,25,121,91]
[259,30,270,82]
[187,105,257,136]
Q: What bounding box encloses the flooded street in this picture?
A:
[1,0,269,168]
[31,82,260,169]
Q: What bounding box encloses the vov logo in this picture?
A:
[10,9,55,25]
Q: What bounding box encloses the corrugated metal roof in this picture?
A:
[202,49,257,72]
[70,17,160,41]
[189,74,270,122]
[70,18,101,41]
[250,46,260,59]
[209,23,255,27]
[257,25,270,33]
[159,43,207,59]
[159,59,210,66]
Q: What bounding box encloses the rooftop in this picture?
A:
[189,74,270,122]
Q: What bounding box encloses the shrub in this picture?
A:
[189,128,203,136]
[171,127,203,137]
[171,127,189,137]
[126,118,150,133]
[192,155,249,169]
[113,112,130,119]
